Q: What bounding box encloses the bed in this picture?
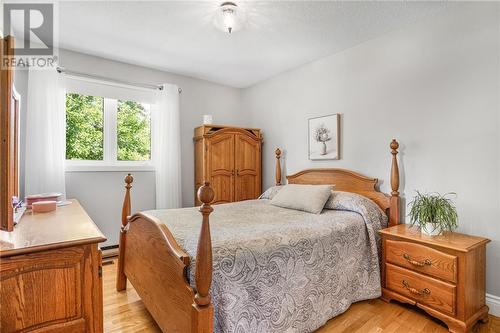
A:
[116,139,401,333]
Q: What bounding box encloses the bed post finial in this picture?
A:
[122,174,134,229]
[117,173,133,291]
[275,148,282,186]
[390,139,399,196]
[389,139,400,226]
[124,173,133,187]
[195,182,215,308]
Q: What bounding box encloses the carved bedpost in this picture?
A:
[192,182,215,332]
[389,140,400,226]
[275,148,282,186]
[117,173,133,291]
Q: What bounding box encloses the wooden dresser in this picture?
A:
[379,224,490,333]
[0,200,106,333]
[194,125,262,205]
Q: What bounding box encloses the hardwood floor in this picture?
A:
[103,260,500,333]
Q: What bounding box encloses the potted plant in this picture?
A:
[408,191,458,236]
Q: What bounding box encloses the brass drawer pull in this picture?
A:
[402,280,430,296]
[403,253,432,267]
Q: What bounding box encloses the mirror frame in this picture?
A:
[1,35,19,231]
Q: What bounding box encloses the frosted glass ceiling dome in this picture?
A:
[214,2,246,34]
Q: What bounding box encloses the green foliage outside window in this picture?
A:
[66,93,104,160]
[65,94,151,162]
[117,100,151,161]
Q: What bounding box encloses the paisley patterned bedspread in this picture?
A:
[144,191,387,333]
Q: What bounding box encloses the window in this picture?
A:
[65,92,152,171]
[66,93,104,160]
[117,100,151,161]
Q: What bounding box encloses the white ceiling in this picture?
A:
[55,1,450,88]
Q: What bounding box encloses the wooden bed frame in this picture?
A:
[116,139,401,333]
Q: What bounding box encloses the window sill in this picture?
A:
[65,164,155,172]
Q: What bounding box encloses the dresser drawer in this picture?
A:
[385,239,457,283]
[386,263,456,315]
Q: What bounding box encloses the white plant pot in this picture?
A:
[420,223,441,236]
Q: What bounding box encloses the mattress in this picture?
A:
[144,191,387,333]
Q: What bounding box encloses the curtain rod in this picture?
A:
[56,66,182,93]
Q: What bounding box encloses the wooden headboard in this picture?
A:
[274,139,401,226]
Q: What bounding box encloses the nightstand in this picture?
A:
[379,224,490,333]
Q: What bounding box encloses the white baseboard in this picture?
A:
[487,293,500,317]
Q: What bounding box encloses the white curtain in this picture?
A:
[152,84,182,209]
[25,68,66,197]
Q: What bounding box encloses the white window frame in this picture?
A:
[65,95,154,173]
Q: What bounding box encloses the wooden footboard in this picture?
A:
[117,176,214,333]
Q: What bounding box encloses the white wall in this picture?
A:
[14,50,244,247]
[242,3,500,296]
[65,171,156,247]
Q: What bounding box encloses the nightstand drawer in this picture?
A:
[385,239,457,283]
[386,263,456,316]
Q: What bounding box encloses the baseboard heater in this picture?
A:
[100,244,119,263]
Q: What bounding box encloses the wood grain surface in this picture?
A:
[102,259,499,333]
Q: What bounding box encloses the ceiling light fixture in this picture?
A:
[215,2,242,34]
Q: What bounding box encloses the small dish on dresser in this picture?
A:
[25,192,62,207]
[32,200,57,213]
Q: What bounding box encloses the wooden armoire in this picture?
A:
[194,125,262,205]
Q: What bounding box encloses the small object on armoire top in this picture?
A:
[203,114,213,124]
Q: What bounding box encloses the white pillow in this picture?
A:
[259,185,283,200]
[270,184,333,214]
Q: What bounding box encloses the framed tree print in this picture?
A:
[308,114,340,160]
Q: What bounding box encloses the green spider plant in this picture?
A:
[408,191,458,234]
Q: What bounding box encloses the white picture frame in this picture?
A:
[308,114,340,160]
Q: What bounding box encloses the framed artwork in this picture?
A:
[308,114,340,160]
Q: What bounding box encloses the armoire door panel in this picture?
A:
[235,175,258,202]
[235,134,260,173]
[235,134,261,201]
[208,134,234,174]
[211,175,233,204]
[208,133,234,204]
